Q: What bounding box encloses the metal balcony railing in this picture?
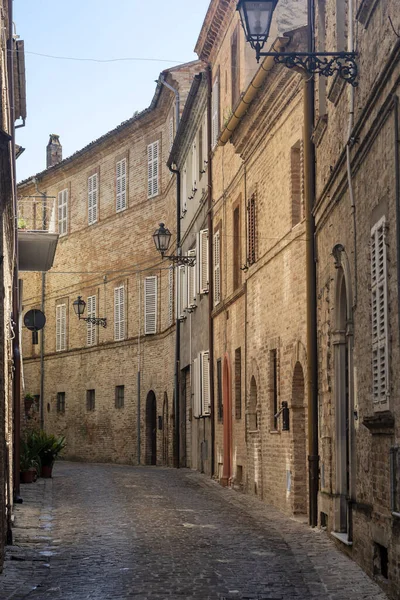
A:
[17,197,56,233]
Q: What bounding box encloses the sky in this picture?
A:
[14,0,211,182]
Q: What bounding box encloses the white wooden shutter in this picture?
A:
[169,116,174,152]
[114,286,125,341]
[201,351,210,416]
[147,141,159,199]
[144,276,157,334]
[192,142,197,191]
[212,77,219,148]
[116,158,127,212]
[214,230,221,305]
[56,304,66,352]
[168,265,174,326]
[371,217,389,409]
[193,357,200,418]
[86,295,97,346]
[199,229,209,294]
[178,265,187,318]
[58,189,68,235]
[182,165,187,214]
[187,250,197,308]
[88,173,98,225]
[202,112,208,169]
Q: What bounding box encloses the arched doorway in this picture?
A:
[291,362,307,515]
[221,355,232,486]
[247,376,262,496]
[146,391,157,466]
[162,392,169,466]
[333,265,354,535]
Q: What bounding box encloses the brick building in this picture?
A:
[313,0,400,596]
[19,62,202,467]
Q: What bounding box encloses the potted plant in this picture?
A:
[20,439,40,484]
[17,217,28,230]
[31,430,66,478]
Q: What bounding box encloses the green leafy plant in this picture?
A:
[28,430,66,467]
[17,217,27,229]
[20,438,40,473]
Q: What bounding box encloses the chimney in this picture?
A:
[46,134,62,168]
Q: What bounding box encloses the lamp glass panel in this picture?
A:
[240,1,275,41]
[153,225,172,254]
[73,298,86,316]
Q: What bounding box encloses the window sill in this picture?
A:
[331,531,353,546]
[269,429,280,435]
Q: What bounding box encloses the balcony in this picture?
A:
[18,197,59,272]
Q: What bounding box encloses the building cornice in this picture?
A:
[194,0,237,62]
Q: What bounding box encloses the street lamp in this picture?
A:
[153,223,195,267]
[73,296,107,328]
[237,0,358,86]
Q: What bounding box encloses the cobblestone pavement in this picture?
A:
[0,462,389,600]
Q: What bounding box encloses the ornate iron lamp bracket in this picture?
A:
[82,317,107,328]
[258,51,358,87]
[165,255,196,267]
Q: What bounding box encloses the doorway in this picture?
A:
[146,391,157,465]
[221,355,232,486]
[291,362,307,515]
[162,392,169,466]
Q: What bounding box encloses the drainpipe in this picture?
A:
[394,96,400,345]
[8,0,22,503]
[206,65,215,478]
[34,178,47,431]
[304,0,319,529]
[160,74,180,133]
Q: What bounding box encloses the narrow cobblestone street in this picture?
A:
[0,462,389,600]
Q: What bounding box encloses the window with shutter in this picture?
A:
[182,165,187,214]
[193,357,201,418]
[214,230,221,305]
[56,304,67,352]
[201,351,211,416]
[192,142,198,193]
[178,265,187,319]
[86,295,97,347]
[144,276,157,334]
[233,207,241,290]
[247,194,256,265]
[88,173,98,225]
[58,189,68,235]
[116,158,127,212]
[231,26,240,107]
[371,217,389,410]
[212,76,220,148]
[147,141,159,199]
[168,266,174,327]
[199,229,209,294]
[114,286,125,341]
[187,250,197,309]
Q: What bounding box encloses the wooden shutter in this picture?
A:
[168,266,174,326]
[144,276,157,334]
[114,286,125,341]
[58,189,68,235]
[247,194,256,265]
[193,357,200,418]
[371,218,389,409]
[192,142,197,191]
[199,229,209,294]
[214,230,221,305]
[187,250,197,308]
[86,295,96,346]
[203,112,208,168]
[116,158,127,212]
[231,26,240,107]
[56,304,66,352]
[212,77,220,148]
[147,141,159,198]
[178,266,187,318]
[88,173,98,225]
[201,351,210,416]
[182,165,187,214]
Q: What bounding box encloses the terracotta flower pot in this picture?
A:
[20,469,35,484]
[40,465,53,478]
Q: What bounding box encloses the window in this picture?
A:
[147,141,159,198]
[56,303,66,352]
[270,350,278,429]
[199,229,209,294]
[88,173,98,225]
[356,0,380,27]
[187,250,197,310]
[182,164,188,214]
[198,125,203,181]
[390,446,400,515]
[212,75,220,148]
[178,265,187,319]
[193,352,210,418]
[114,285,125,341]
[317,0,327,118]
[217,359,223,422]
[214,230,221,305]
[247,193,256,265]
[168,266,174,327]
[231,25,240,107]
[58,189,68,235]
[116,158,127,212]
[235,348,242,419]
[291,142,303,227]
[371,217,389,410]
[57,392,65,414]
[191,141,198,194]
[336,0,348,51]
[233,206,240,289]
[144,276,157,334]
[87,295,96,347]
[86,389,95,411]
[115,385,124,409]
